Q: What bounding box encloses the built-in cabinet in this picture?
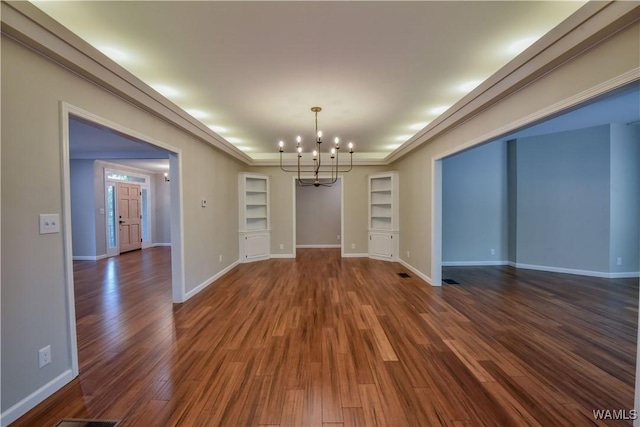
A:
[368,172,399,261]
[239,173,270,262]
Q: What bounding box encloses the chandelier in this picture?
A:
[278,107,354,187]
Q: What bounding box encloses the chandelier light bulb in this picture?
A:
[278,107,354,187]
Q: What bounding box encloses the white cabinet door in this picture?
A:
[369,233,393,259]
[244,232,270,261]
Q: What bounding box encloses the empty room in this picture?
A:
[2,1,639,426]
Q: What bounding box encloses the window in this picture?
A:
[106,172,146,183]
[141,188,149,243]
[106,184,117,249]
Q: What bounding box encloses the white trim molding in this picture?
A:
[442,261,510,267]
[341,253,368,258]
[72,254,108,261]
[184,260,240,300]
[270,254,296,259]
[296,244,341,249]
[398,259,433,286]
[0,370,74,427]
[514,262,640,279]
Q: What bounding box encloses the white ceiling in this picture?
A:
[33,1,591,162]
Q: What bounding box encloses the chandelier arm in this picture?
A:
[332,151,337,182]
[334,152,354,173]
[279,151,300,172]
[279,106,352,187]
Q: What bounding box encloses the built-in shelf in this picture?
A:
[368,172,399,261]
[239,173,270,262]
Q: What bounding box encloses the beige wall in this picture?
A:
[2,4,639,424]
[1,35,245,414]
[296,181,341,247]
[391,21,640,283]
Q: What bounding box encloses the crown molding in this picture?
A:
[1,1,253,165]
[385,0,640,164]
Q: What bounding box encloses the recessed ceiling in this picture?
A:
[33,1,587,161]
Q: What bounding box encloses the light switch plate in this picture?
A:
[39,214,60,234]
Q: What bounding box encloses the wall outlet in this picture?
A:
[407,250,411,258]
[201,198,207,207]
[219,254,222,263]
[39,345,51,368]
[39,214,60,234]
[279,243,284,250]
[337,235,340,241]
[490,248,495,255]
[351,243,356,249]
[617,257,622,266]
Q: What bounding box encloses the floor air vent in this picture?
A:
[442,278,460,285]
[397,272,411,278]
[54,420,120,427]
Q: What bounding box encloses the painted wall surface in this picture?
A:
[609,123,640,273]
[442,141,507,263]
[2,6,639,424]
[391,22,640,284]
[154,173,172,244]
[1,35,244,413]
[296,181,341,246]
[70,160,97,257]
[516,126,611,272]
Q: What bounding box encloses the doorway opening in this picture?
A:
[291,176,344,257]
[61,102,185,377]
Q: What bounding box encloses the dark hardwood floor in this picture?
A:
[12,248,638,426]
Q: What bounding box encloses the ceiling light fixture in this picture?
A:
[278,107,353,187]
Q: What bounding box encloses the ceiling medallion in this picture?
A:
[278,107,354,187]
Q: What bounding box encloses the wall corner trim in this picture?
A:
[184,260,240,301]
[0,369,75,427]
[341,253,369,258]
[398,259,434,286]
[270,254,296,259]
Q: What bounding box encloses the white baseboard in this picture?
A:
[184,260,240,300]
[514,262,640,279]
[296,244,341,248]
[341,252,368,258]
[609,271,640,279]
[152,243,171,247]
[398,259,434,286]
[1,369,75,427]
[442,260,509,267]
[72,254,107,261]
[270,253,296,259]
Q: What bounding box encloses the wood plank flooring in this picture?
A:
[12,248,638,426]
